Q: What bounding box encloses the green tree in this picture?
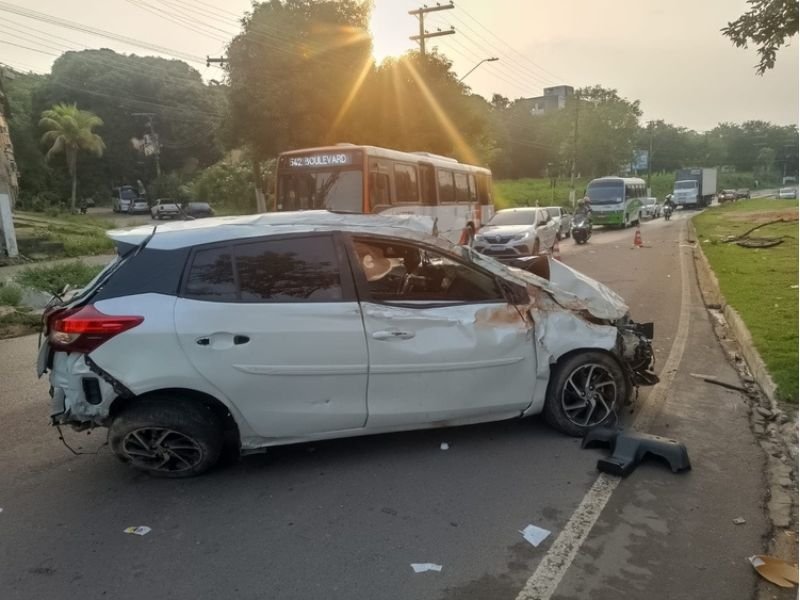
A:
[39,103,105,210]
[722,0,799,73]
[226,0,373,160]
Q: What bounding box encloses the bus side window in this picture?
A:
[625,184,635,199]
[454,172,469,203]
[394,164,419,204]
[476,174,491,205]
[420,164,436,205]
[370,171,391,208]
[438,170,455,203]
[468,174,478,203]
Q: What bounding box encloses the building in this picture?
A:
[524,85,574,116]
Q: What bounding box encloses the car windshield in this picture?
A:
[279,170,363,213]
[675,181,697,190]
[586,181,624,205]
[487,211,537,226]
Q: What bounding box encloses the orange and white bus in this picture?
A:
[275,144,495,243]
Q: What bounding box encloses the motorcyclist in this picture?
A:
[664,194,676,211]
[574,196,592,221]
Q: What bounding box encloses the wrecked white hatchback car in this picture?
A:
[37,211,657,477]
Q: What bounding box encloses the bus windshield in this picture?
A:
[278,170,363,212]
[586,181,624,205]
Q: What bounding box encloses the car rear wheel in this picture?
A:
[543,351,627,437]
[109,397,223,477]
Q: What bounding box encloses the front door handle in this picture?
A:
[372,330,415,341]
[233,335,250,345]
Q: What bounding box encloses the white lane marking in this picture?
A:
[515,221,693,600]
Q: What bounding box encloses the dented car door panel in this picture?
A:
[360,301,537,428]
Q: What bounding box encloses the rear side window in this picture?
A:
[184,236,343,302]
[235,237,342,302]
[185,247,237,301]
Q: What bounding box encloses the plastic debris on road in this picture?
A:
[732,517,746,525]
[520,524,551,547]
[748,555,799,588]
[123,526,152,536]
[411,563,442,573]
[440,442,449,450]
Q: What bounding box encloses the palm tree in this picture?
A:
[39,103,106,211]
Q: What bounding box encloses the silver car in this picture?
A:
[474,207,559,260]
[544,206,572,239]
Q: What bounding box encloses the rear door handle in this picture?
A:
[196,337,210,346]
[372,330,415,341]
[233,335,250,345]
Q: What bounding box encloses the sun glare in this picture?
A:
[369,1,415,63]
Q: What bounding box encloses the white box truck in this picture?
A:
[672,168,717,209]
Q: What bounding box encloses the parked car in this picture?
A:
[37,211,657,477]
[778,187,797,199]
[543,206,572,239]
[151,199,182,220]
[639,197,659,219]
[473,207,559,260]
[735,189,751,200]
[111,185,137,213]
[718,189,737,203]
[182,202,215,218]
[127,197,149,214]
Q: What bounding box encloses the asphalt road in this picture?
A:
[0,210,782,600]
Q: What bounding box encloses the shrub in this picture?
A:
[0,283,23,306]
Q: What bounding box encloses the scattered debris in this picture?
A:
[411,563,442,573]
[732,517,746,525]
[748,555,798,588]
[123,526,151,536]
[440,442,449,451]
[689,373,748,393]
[582,427,691,476]
[520,524,551,547]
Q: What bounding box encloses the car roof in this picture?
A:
[497,207,539,213]
[108,210,440,250]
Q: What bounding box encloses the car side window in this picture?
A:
[184,236,343,303]
[185,246,238,301]
[235,236,342,302]
[352,237,503,304]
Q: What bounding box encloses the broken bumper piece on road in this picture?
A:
[582,427,691,476]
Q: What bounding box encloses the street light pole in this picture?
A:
[458,57,499,83]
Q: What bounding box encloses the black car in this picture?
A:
[182,202,215,218]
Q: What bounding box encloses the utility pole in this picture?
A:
[409,2,455,55]
[569,93,580,209]
[647,120,654,196]
[131,113,161,178]
[206,56,227,67]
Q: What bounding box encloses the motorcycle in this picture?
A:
[664,204,673,221]
[572,213,592,244]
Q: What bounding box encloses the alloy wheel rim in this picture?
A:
[121,427,203,473]
[560,363,617,428]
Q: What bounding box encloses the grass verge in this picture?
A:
[15,261,105,296]
[0,309,41,340]
[693,199,798,404]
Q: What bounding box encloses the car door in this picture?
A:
[347,235,537,429]
[174,233,369,438]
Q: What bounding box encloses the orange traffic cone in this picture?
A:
[552,237,562,261]
[632,227,643,249]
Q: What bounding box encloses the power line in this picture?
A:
[458,6,565,84]
[0,1,206,63]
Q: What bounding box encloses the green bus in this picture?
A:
[585,177,646,228]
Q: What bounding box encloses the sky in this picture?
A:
[0,0,797,132]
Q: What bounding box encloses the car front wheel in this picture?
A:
[543,351,627,437]
[109,397,223,477]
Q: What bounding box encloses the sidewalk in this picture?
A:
[0,254,115,283]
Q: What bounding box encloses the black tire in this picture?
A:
[109,397,223,478]
[543,351,628,437]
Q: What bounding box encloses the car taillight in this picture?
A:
[48,305,143,354]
